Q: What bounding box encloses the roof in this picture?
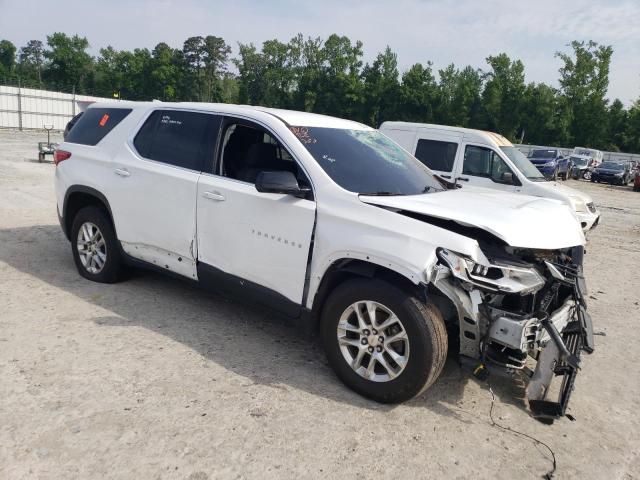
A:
[380,121,514,147]
[88,101,371,130]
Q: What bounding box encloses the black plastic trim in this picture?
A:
[61,185,115,240]
[197,262,302,318]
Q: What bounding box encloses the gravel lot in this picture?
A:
[1,129,639,480]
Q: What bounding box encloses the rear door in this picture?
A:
[109,109,220,279]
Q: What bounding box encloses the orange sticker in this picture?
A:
[99,114,110,127]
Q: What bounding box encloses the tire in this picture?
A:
[321,278,448,403]
[70,206,125,283]
[561,171,567,181]
[583,170,592,181]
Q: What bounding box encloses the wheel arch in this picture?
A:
[308,258,427,326]
[62,186,115,241]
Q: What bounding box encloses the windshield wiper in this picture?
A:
[359,191,402,196]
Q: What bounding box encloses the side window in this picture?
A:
[414,139,458,172]
[219,121,311,189]
[133,110,220,171]
[463,145,514,183]
[65,108,132,146]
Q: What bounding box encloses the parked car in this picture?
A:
[379,122,600,231]
[55,103,594,421]
[591,161,632,185]
[527,149,570,180]
[634,168,640,191]
[569,155,594,180]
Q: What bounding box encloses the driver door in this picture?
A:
[196,117,316,315]
[457,144,518,192]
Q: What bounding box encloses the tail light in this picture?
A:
[53,149,72,166]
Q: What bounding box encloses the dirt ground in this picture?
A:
[1,129,639,480]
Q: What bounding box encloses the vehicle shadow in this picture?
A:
[0,224,530,420]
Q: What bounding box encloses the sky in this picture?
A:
[1,0,639,105]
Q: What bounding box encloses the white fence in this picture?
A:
[514,144,640,164]
[0,85,115,131]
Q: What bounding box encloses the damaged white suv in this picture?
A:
[55,102,594,421]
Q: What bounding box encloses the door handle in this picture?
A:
[114,168,130,177]
[440,174,452,179]
[457,177,469,182]
[203,191,225,201]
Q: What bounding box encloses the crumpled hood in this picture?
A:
[360,189,585,249]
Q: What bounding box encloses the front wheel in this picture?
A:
[583,170,592,180]
[321,278,447,403]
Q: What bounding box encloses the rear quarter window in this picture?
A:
[65,108,132,146]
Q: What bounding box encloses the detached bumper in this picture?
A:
[526,303,594,421]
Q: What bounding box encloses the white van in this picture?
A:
[380,122,600,231]
[572,147,603,166]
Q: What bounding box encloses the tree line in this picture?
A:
[1,33,639,153]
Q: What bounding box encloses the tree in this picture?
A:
[556,40,613,148]
[43,33,93,92]
[0,39,17,78]
[481,53,526,139]
[399,62,438,123]
[435,64,483,127]
[95,46,152,100]
[17,40,45,85]
[520,83,567,146]
[625,99,640,153]
[149,42,182,100]
[606,99,628,151]
[361,46,400,126]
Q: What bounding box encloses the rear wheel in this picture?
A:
[70,206,125,283]
[321,278,447,403]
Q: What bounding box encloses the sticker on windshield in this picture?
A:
[290,126,317,145]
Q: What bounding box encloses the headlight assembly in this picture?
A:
[437,248,546,295]
[568,195,588,213]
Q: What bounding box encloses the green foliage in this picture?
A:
[0,40,17,77]
[2,33,638,153]
[43,33,93,93]
[556,40,614,149]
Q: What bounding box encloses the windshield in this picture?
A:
[290,127,445,195]
[570,156,588,167]
[529,149,557,159]
[500,146,546,181]
[599,162,623,170]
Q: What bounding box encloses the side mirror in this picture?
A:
[255,171,310,198]
[500,171,517,185]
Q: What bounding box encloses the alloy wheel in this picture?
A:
[76,222,107,274]
[336,300,410,382]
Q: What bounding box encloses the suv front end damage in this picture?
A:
[431,244,594,422]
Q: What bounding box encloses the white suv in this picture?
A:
[55,102,594,421]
